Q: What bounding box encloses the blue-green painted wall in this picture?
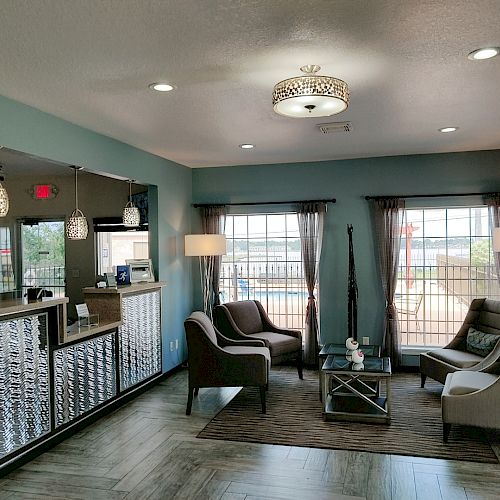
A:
[0,95,192,372]
[193,150,500,351]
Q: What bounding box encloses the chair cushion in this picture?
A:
[223,301,264,334]
[445,371,498,396]
[426,348,483,368]
[223,346,271,364]
[466,327,500,357]
[247,331,301,358]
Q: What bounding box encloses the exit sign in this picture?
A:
[29,184,58,200]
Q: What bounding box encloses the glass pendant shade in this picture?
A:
[273,65,349,118]
[66,167,88,240]
[66,208,89,240]
[123,202,140,227]
[0,182,9,217]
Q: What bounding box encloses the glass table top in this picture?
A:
[322,354,391,374]
[319,343,381,358]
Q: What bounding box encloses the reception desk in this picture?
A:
[0,282,165,474]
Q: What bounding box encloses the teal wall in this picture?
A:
[0,95,193,372]
[193,150,500,349]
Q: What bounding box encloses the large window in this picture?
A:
[397,205,499,347]
[221,213,314,334]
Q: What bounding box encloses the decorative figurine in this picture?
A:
[345,336,359,360]
[351,349,365,364]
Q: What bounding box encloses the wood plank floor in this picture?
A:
[2,368,500,499]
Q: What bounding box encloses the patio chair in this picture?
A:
[420,298,500,387]
[397,291,423,331]
[184,311,270,415]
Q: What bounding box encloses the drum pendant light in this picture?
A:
[122,180,140,227]
[0,166,9,217]
[66,166,88,240]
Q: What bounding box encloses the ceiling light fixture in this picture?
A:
[239,144,255,149]
[148,82,175,92]
[66,166,88,240]
[0,166,9,217]
[123,180,141,227]
[272,64,349,118]
[439,127,459,133]
[467,47,500,60]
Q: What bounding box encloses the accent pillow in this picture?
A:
[466,327,500,357]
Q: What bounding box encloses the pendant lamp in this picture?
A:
[123,180,140,227]
[66,166,88,240]
[0,166,9,217]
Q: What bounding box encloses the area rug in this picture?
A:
[198,368,500,463]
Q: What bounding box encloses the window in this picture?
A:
[0,226,15,293]
[221,213,315,334]
[397,206,500,347]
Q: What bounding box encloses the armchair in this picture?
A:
[442,371,500,442]
[184,311,270,415]
[420,298,500,387]
[214,300,303,379]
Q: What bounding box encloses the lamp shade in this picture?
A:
[123,202,141,227]
[66,208,89,240]
[185,234,226,256]
[0,182,9,217]
[493,227,500,252]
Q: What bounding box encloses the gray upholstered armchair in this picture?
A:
[184,311,270,415]
[442,371,500,442]
[420,298,500,387]
[214,300,303,379]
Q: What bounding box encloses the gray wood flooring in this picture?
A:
[1,368,499,499]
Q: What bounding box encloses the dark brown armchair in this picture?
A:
[214,300,303,379]
[184,311,270,415]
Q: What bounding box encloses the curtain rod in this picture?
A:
[193,198,336,208]
[365,191,498,201]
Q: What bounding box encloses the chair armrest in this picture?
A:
[255,301,302,339]
[469,339,500,373]
[215,329,266,348]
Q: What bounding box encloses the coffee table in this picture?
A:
[318,343,381,400]
[321,355,392,424]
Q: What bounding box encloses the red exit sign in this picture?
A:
[30,184,58,200]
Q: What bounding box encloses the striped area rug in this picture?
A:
[197,368,499,463]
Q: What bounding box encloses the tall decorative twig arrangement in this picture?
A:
[347,224,358,342]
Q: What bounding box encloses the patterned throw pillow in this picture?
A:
[466,327,500,357]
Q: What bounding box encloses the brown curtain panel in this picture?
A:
[484,194,500,283]
[371,198,404,368]
[200,205,227,311]
[297,202,326,366]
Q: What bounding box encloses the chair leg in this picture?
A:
[297,351,303,380]
[186,387,194,415]
[443,423,451,443]
[194,387,199,396]
[420,373,427,388]
[259,386,266,414]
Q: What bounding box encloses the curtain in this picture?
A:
[200,205,227,312]
[297,202,326,366]
[484,194,500,283]
[371,198,405,368]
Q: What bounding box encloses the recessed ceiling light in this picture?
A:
[467,47,500,60]
[439,127,459,133]
[149,82,175,92]
[239,144,255,149]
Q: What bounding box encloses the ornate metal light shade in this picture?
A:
[66,208,88,240]
[66,166,88,240]
[0,181,9,217]
[273,65,349,118]
[123,202,140,227]
[123,180,140,227]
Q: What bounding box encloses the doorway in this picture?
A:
[18,219,66,297]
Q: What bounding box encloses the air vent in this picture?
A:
[317,122,352,134]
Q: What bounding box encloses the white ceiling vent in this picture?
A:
[317,122,353,134]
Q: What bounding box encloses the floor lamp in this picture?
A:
[185,234,227,319]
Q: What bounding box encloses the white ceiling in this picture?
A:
[0,0,499,168]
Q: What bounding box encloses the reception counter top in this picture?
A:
[0,296,68,316]
[81,281,166,295]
